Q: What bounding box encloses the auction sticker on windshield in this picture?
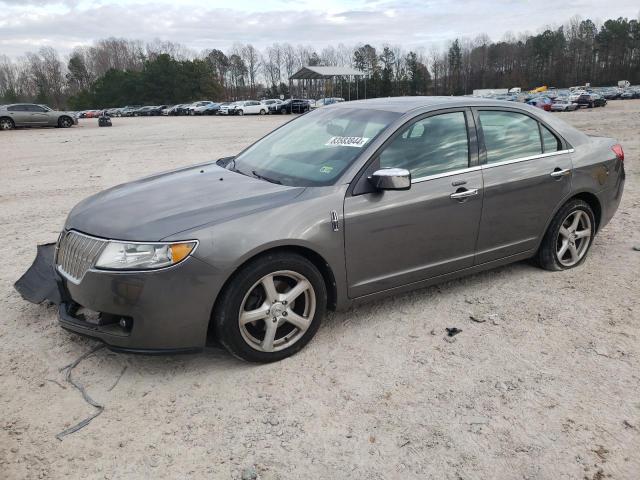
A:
[325,136,370,148]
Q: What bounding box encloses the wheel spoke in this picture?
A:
[569,211,582,232]
[558,240,569,258]
[559,226,571,239]
[568,244,579,262]
[261,321,278,352]
[284,279,310,304]
[284,311,311,331]
[240,304,269,325]
[575,228,591,239]
[261,275,279,303]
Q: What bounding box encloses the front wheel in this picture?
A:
[237,110,244,116]
[260,109,266,115]
[214,252,327,362]
[0,117,15,130]
[58,116,73,128]
[536,199,595,271]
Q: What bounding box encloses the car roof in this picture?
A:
[329,96,542,113]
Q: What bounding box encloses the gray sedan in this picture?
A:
[0,103,77,130]
[17,97,625,362]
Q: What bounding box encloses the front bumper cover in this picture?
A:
[15,243,224,354]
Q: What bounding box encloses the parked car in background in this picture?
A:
[218,102,239,115]
[280,98,311,114]
[136,105,167,116]
[0,103,77,130]
[186,101,213,115]
[312,97,345,109]
[551,99,579,112]
[574,94,606,108]
[527,96,552,111]
[235,100,268,115]
[192,101,220,115]
[620,89,640,99]
[120,106,142,117]
[261,99,283,112]
[161,105,175,116]
[32,97,624,362]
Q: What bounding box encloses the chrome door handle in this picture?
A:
[450,188,479,200]
[550,168,571,178]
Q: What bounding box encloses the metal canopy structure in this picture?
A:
[288,66,366,101]
[289,66,366,80]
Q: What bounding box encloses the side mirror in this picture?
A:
[369,168,411,191]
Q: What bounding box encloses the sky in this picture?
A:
[1,0,639,59]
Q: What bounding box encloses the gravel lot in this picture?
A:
[1,103,639,480]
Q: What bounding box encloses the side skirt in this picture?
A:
[346,249,536,308]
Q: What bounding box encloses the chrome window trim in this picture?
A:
[410,148,574,184]
[481,148,574,170]
[412,166,482,184]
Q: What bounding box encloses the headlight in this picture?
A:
[95,241,197,270]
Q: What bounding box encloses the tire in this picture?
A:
[214,252,327,362]
[0,117,15,130]
[58,116,73,128]
[260,109,266,115]
[237,110,244,116]
[536,199,595,271]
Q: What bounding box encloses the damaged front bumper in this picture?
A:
[15,243,223,354]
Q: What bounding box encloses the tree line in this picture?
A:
[0,15,638,109]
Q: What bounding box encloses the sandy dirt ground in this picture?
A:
[1,103,639,480]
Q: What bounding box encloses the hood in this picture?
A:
[65,163,304,241]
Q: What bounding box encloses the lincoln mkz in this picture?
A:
[18,97,625,362]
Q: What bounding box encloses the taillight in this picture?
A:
[612,144,624,161]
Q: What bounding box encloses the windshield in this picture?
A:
[232,107,399,187]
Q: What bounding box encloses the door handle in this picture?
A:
[550,168,571,178]
[450,188,479,200]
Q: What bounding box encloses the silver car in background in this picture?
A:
[15,97,625,362]
[0,103,77,130]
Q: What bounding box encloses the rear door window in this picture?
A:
[479,111,542,163]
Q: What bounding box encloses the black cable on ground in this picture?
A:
[55,344,106,441]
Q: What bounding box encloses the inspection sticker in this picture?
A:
[319,166,334,174]
[325,136,370,148]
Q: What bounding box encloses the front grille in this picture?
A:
[56,231,107,284]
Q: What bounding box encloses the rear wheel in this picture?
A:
[260,109,266,115]
[214,252,327,362]
[0,117,14,130]
[536,199,595,271]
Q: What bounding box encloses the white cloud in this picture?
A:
[0,0,638,58]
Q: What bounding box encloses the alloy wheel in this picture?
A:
[0,118,14,130]
[238,270,316,352]
[60,117,72,128]
[556,210,592,267]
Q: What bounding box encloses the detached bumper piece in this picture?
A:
[14,243,61,305]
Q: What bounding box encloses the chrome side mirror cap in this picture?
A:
[369,168,411,191]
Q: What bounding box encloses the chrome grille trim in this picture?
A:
[56,231,108,284]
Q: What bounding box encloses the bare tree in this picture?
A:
[241,44,260,97]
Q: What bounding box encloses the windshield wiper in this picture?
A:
[251,170,282,185]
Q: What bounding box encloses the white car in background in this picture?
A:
[235,100,268,115]
[261,99,283,112]
[569,90,588,102]
[218,102,238,115]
